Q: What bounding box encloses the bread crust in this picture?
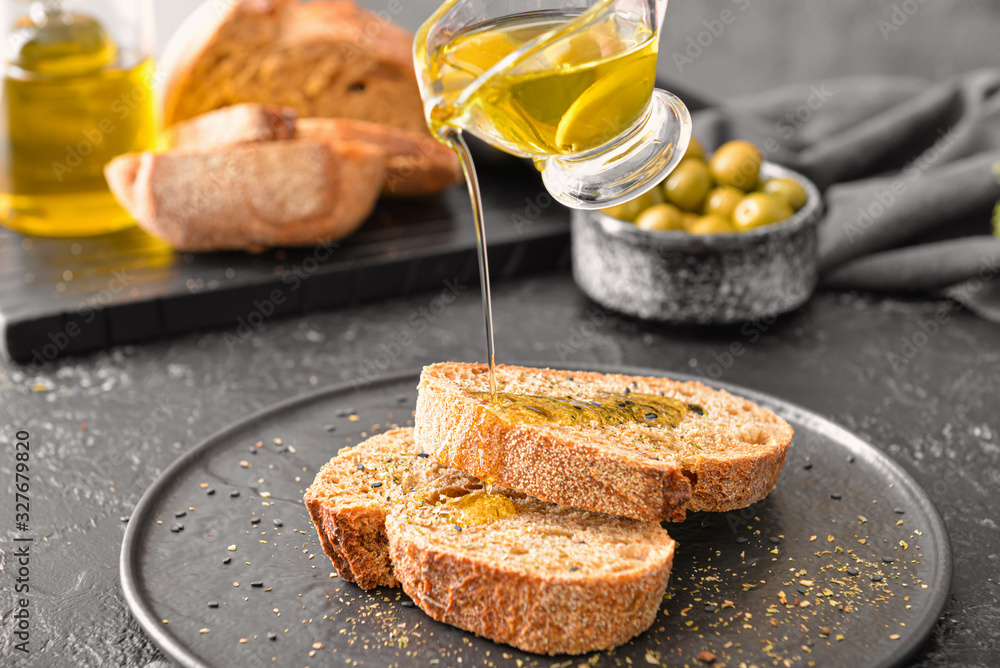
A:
[415,363,794,521]
[296,118,462,197]
[387,516,674,655]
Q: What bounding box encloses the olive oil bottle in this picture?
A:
[1,1,156,236]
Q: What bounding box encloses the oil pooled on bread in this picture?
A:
[472,391,699,428]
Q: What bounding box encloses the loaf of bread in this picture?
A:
[161,0,426,133]
[105,139,385,252]
[415,363,794,522]
[304,428,676,655]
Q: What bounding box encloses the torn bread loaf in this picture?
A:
[105,139,385,252]
[415,363,794,522]
[304,428,675,655]
[159,104,462,198]
[161,0,426,133]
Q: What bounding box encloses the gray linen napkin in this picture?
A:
[673,69,1000,322]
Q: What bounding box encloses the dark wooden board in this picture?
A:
[0,146,568,364]
[120,365,952,668]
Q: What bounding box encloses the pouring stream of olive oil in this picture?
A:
[417,1,658,399]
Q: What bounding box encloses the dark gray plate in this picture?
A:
[120,365,951,668]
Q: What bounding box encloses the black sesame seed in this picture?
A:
[401,601,415,608]
[336,408,352,417]
[700,519,711,529]
[623,388,631,394]
[230,491,240,498]
[267,631,278,640]
[223,557,232,564]
[797,585,808,595]
[846,567,859,576]
[207,601,219,608]
[248,446,257,454]
[735,536,748,544]
[882,557,896,564]
[566,376,574,381]
[768,536,781,544]
[273,519,283,527]
[704,604,718,613]
[396,395,408,404]
[658,392,665,397]
[645,413,658,420]
[417,453,429,459]
[175,511,186,518]
[251,517,261,524]
[279,447,288,454]
[806,639,815,647]
[371,482,383,488]
[687,404,704,415]
[251,581,264,588]
[206,488,216,496]
[894,508,906,515]
[847,455,856,463]
[631,381,638,388]
[746,557,760,567]
[569,566,580,572]
[170,524,183,532]
[325,425,337,432]
[871,574,884,582]
[803,462,813,470]
[356,464,365,471]
[830,493,842,500]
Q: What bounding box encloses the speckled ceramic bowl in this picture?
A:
[571,162,823,324]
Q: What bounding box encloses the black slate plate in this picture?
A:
[0,142,567,364]
[120,365,952,668]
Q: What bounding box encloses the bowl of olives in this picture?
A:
[571,138,823,324]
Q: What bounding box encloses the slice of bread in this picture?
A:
[161,0,426,134]
[104,139,385,252]
[415,363,794,522]
[303,428,477,588]
[387,487,675,655]
[304,428,676,655]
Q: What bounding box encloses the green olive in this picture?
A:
[688,215,734,236]
[663,159,712,212]
[680,212,701,232]
[761,177,808,211]
[599,188,665,223]
[635,203,685,232]
[704,186,744,219]
[682,136,705,162]
[732,193,794,231]
[709,140,762,191]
